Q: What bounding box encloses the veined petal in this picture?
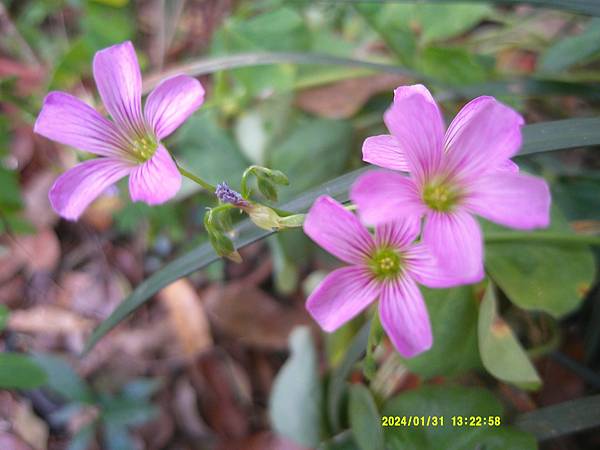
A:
[404,243,465,288]
[362,134,409,172]
[93,41,145,137]
[379,277,432,358]
[145,75,205,140]
[306,266,379,332]
[34,92,128,157]
[375,216,421,251]
[423,210,484,285]
[464,172,551,229]
[351,171,426,227]
[303,195,374,264]
[383,85,445,182]
[128,145,181,204]
[49,158,133,220]
[443,96,524,179]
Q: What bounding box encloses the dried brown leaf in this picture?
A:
[296,73,408,119]
[204,283,310,350]
[158,278,213,358]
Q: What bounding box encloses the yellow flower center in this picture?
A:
[132,136,158,162]
[369,247,403,280]
[422,180,461,212]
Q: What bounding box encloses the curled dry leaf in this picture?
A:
[172,377,212,440]
[158,278,213,359]
[191,350,252,439]
[296,73,409,119]
[12,401,48,450]
[204,283,311,351]
[8,305,93,335]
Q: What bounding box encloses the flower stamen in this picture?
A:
[422,180,461,212]
[369,247,403,280]
[132,136,158,162]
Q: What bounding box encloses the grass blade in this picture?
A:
[84,117,600,354]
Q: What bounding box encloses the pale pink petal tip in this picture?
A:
[379,278,432,358]
[306,266,380,332]
[145,74,205,140]
[362,134,409,172]
[303,195,374,264]
[49,158,132,221]
[93,40,144,134]
[128,145,182,205]
[350,171,425,226]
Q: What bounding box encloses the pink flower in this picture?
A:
[303,195,454,357]
[351,85,551,284]
[34,41,204,220]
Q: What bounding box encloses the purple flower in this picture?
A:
[303,195,455,358]
[34,41,205,220]
[215,182,247,206]
[351,85,551,284]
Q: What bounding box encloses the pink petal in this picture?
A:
[383,85,445,183]
[49,158,133,220]
[306,266,380,332]
[350,171,426,227]
[443,96,524,179]
[362,134,409,172]
[93,41,145,137]
[422,210,484,285]
[375,216,421,250]
[379,277,432,358]
[464,172,551,229]
[404,243,465,288]
[303,196,374,265]
[34,92,128,157]
[498,159,519,173]
[144,75,205,140]
[128,145,182,204]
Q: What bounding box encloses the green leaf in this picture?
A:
[403,286,481,378]
[0,305,9,332]
[101,396,159,427]
[383,386,537,450]
[269,118,352,201]
[173,111,249,194]
[342,0,600,17]
[328,322,370,432]
[515,394,600,440]
[478,284,542,390]
[269,326,322,447]
[349,385,384,450]
[539,18,600,72]
[484,207,595,317]
[416,4,492,44]
[84,117,600,354]
[419,46,492,85]
[0,353,47,389]
[32,354,93,403]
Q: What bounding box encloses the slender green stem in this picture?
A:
[485,232,600,246]
[177,164,216,192]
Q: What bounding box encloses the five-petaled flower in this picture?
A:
[351,84,551,284]
[35,41,204,220]
[303,195,458,357]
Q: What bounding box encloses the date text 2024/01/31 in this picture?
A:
[381,416,502,427]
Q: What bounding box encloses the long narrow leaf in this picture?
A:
[516,394,600,440]
[142,51,600,100]
[84,117,600,354]
[330,0,600,16]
